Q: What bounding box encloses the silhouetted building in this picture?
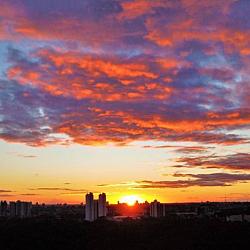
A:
[150,200,165,218]
[98,193,107,217]
[85,193,107,221]
[9,201,32,218]
[10,201,16,217]
[94,200,99,220]
[85,193,94,221]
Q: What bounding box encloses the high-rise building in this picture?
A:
[98,193,107,217]
[94,200,99,221]
[150,200,165,218]
[85,193,94,221]
[85,192,107,221]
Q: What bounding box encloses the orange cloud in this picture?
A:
[7,49,174,102]
[145,12,250,56]
[118,0,170,20]
[119,111,250,133]
[1,1,250,149]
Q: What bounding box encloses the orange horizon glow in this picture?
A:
[119,195,145,206]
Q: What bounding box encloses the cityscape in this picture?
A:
[1,0,250,249]
[1,193,250,223]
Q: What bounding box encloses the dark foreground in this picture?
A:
[0,217,249,250]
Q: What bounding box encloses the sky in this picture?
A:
[0,0,250,204]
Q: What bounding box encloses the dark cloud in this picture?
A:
[8,152,38,158]
[136,173,250,188]
[17,155,37,158]
[29,187,87,192]
[143,145,182,149]
[143,145,212,154]
[0,194,14,197]
[174,146,211,154]
[174,153,250,171]
[98,172,250,189]
[0,189,12,193]
[166,132,249,145]
[60,191,88,195]
[20,193,38,196]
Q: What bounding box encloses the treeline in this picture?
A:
[0,217,249,250]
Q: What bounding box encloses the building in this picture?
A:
[9,201,32,218]
[10,201,17,217]
[85,193,94,221]
[149,200,165,218]
[16,201,32,218]
[94,200,99,221]
[98,193,107,217]
[0,201,8,217]
[85,192,107,221]
[244,214,250,222]
[226,214,244,222]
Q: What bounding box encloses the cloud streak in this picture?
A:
[143,145,212,154]
[136,173,250,188]
[29,187,87,192]
[174,153,250,171]
[100,173,250,189]
[0,189,12,193]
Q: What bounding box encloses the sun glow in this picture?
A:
[119,195,144,206]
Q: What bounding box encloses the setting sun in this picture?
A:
[119,195,144,206]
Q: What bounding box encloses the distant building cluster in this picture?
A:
[226,214,250,222]
[83,195,250,222]
[85,193,107,221]
[1,196,250,223]
[0,201,32,218]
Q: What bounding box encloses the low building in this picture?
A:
[226,214,250,222]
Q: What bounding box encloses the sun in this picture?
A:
[119,195,144,206]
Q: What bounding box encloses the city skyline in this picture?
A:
[1,0,250,205]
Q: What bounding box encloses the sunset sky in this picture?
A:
[1,0,250,204]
